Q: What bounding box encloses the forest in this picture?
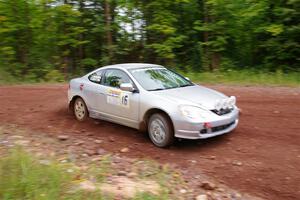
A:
[0,0,299,82]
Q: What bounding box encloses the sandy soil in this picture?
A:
[0,84,299,200]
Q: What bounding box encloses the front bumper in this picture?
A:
[174,109,239,139]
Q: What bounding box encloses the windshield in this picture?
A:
[129,67,193,91]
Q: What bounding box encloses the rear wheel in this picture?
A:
[148,113,174,147]
[74,97,88,121]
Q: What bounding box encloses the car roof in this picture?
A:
[99,63,164,70]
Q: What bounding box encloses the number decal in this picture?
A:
[122,95,128,106]
[120,93,129,108]
[106,89,130,108]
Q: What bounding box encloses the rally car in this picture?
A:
[68,63,239,147]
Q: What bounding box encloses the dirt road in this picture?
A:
[0,84,299,200]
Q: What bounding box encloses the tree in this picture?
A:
[0,0,299,82]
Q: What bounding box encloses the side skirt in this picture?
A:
[89,110,139,130]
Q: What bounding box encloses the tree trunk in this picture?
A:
[104,0,113,63]
[78,0,85,63]
[211,52,221,70]
[62,0,69,80]
[203,0,211,70]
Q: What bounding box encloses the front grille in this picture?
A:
[211,108,233,116]
[200,129,207,134]
[211,121,235,132]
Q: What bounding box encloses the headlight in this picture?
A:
[223,100,230,109]
[179,105,208,119]
[215,100,223,110]
[228,96,236,107]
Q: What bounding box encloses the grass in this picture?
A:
[0,69,16,85]
[180,69,300,86]
[0,148,97,200]
[0,148,169,200]
[1,68,299,87]
[87,154,113,182]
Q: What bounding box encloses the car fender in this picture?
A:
[68,78,90,109]
[139,91,180,125]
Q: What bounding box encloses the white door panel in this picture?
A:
[99,68,140,127]
[102,86,139,123]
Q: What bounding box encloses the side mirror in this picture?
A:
[185,77,190,81]
[120,83,134,92]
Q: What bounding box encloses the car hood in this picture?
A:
[154,85,227,110]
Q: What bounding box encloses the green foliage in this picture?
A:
[132,192,169,200]
[80,58,99,72]
[0,67,16,84]
[44,69,65,82]
[87,154,112,182]
[181,69,300,86]
[0,0,299,83]
[0,148,174,200]
[0,148,81,199]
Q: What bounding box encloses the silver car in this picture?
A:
[68,63,239,147]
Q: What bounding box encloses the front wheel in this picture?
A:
[148,113,174,147]
[74,97,88,121]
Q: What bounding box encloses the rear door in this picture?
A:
[83,69,106,114]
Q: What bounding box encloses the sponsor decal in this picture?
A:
[106,89,130,108]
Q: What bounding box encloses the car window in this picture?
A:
[88,70,103,84]
[103,69,132,88]
[129,67,193,91]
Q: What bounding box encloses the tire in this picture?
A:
[148,113,174,147]
[73,97,88,121]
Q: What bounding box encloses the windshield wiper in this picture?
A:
[180,84,192,87]
[149,84,190,91]
[148,88,165,91]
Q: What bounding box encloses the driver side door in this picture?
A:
[100,69,140,128]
